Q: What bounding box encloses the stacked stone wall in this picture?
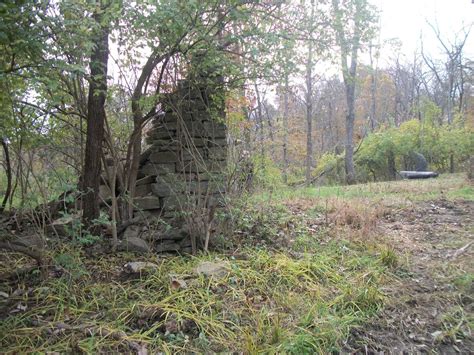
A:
[128,79,227,253]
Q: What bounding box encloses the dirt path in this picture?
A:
[348,199,474,353]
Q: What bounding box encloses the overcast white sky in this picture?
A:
[375,0,474,64]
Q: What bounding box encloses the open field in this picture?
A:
[1,174,472,353]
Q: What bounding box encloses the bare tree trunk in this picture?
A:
[1,138,12,213]
[103,120,119,252]
[282,76,289,184]
[263,101,275,159]
[344,105,356,184]
[343,61,357,185]
[369,44,377,131]
[305,39,313,185]
[332,0,363,185]
[387,150,396,180]
[124,51,165,220]
[254,83,265,170]
[126,123,142,220]
[82,9,109,231]
[304,0,316,185]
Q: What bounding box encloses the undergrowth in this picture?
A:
[0,239,393,353]
[10,174,468,353]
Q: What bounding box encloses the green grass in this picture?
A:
[253,173,473,204]
[0,238,392,354]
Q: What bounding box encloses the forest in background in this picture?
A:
[1,0,472,217]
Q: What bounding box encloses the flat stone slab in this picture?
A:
[195,261,229,278]
[120,236,150,253]
[134,196,161,210]
[123,261,158,274]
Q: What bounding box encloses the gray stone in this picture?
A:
[148,127,175,139]
[123,261,158,274]
[150,140,180,152]
[138,209,164,220]
[185,138,206,147]
[155,241,181,253]
[9,234,44,249]
[136,176,155,186]
[208,138,227,147]
[179,237,192,248]
[413,152,428,172]
[208,160,227,172]
[162,112,178,122]
[169,275,188,289]
[121,237,150,253]
[162,121,178,130]
[181,247,193,254]
[139,147,152,165]
[203,121,226,138]
[175,120,204,138]
[46,214,80,237]
[192,172,214,181]
[135,184,152,197]
[208,146,227,161]
[179,161,208,174]
[186,181,209,194]
[123,225,141,240]
[405,152,428,172]
[99,184,112,202]
[209,129,226,139]
[195,261,229,278]
[181,148,206,161]
[46,224,67,238]
[134,196,161,210]
[208,179,226,193]
[179,100,208,113]
[141,162,176,176]
[161,195,185,210]
[208,193,226,207]
[150,182,173,197]
[135,75,227,238]
[160,228,187,241]
[149,151,178,164]
[161,211,178,219]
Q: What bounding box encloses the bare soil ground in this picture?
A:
[348,198,473,353]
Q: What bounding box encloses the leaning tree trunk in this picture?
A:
[82,10,109,231]
[0,137,12,213]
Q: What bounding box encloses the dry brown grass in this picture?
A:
[328,198,389,232]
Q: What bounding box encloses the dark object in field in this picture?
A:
[399,171,439,179]
[405,152,428,172]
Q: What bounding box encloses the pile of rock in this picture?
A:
[119,225,193,254]
[123,78,227,253]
